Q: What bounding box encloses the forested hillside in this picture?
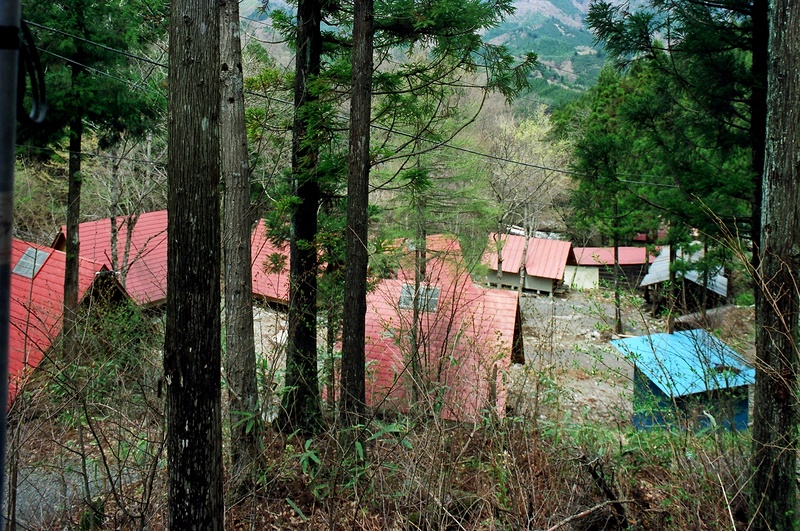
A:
[240,0,609,107]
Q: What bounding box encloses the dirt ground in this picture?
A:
[512,289,756,425]
[511,290,649,424]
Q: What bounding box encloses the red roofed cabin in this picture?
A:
[365,235,524,422]
[7,239,128,406]
[52,211,168,308]
[523,237,575,294]
[53,211,292,309]
[566,247,655,291]
[250,219,290,307]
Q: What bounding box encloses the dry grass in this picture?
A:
[9,297,758,529]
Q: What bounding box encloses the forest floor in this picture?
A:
[235,288,758,530]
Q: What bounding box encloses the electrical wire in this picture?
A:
[25,20,167,69]
[16,143,166,167]
[37,49,166,99]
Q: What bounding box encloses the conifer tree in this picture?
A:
[750,1,800,527]
[270,0,534,432]
[22,1,166,355]
[221,0,262,490]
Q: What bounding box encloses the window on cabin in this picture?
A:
[398,284,440,312]
[12,247,49,279]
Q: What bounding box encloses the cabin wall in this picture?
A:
[565,265,599,290]
[633,365,750,430]
[523,275,554,294]
[487,268,522,290]
[598,264,648,290]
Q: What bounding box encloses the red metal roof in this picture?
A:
[58,212,292,308]
[573,247,654,267]
[55,210,168,307]
[483,232,526,274]
[524,238,573,280]
[250,219,289,305]
[8,239,107,405]
[365,235,522,422]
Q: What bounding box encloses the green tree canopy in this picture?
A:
[21,0,167,151]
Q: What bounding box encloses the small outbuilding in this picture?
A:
[566,246,654,291]
[484,232,526,290]
[523,237,574,294]
[640,244,728,313]
[611,329,754,430]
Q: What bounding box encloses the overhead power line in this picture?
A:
[16,143,167,167]
[25,20,167,68]
[37,48,166,98]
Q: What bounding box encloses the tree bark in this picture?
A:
[220,0,261,491]
[340,0,373,438]
[750,1,800,529]
[749,0,768,276]
[165,0,223,527]
[613,196,622,335]
[63,104,82,357]
[279,0,322,435]
[109,147,120,277]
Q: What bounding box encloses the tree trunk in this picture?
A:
[750,2,800,529]
[120,214,136,289]
[220,0,261,491]
[279,0,322,435]
[165,0,223,527]
[109,147,120,276]
[613,197,622,335]
[748,0,767,283]
[668,244,677,334]
[63,105,83,357]
[410,192,427,404]
[339,0,373,446]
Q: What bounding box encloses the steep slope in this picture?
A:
[486,0,608,106]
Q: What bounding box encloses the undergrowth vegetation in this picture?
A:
[224,401,751,530]
[4,290,756,529]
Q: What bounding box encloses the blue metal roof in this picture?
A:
[611,330,754,397]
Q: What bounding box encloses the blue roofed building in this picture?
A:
[611,330,755,430]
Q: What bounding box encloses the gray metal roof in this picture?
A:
[640,244,728,297]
